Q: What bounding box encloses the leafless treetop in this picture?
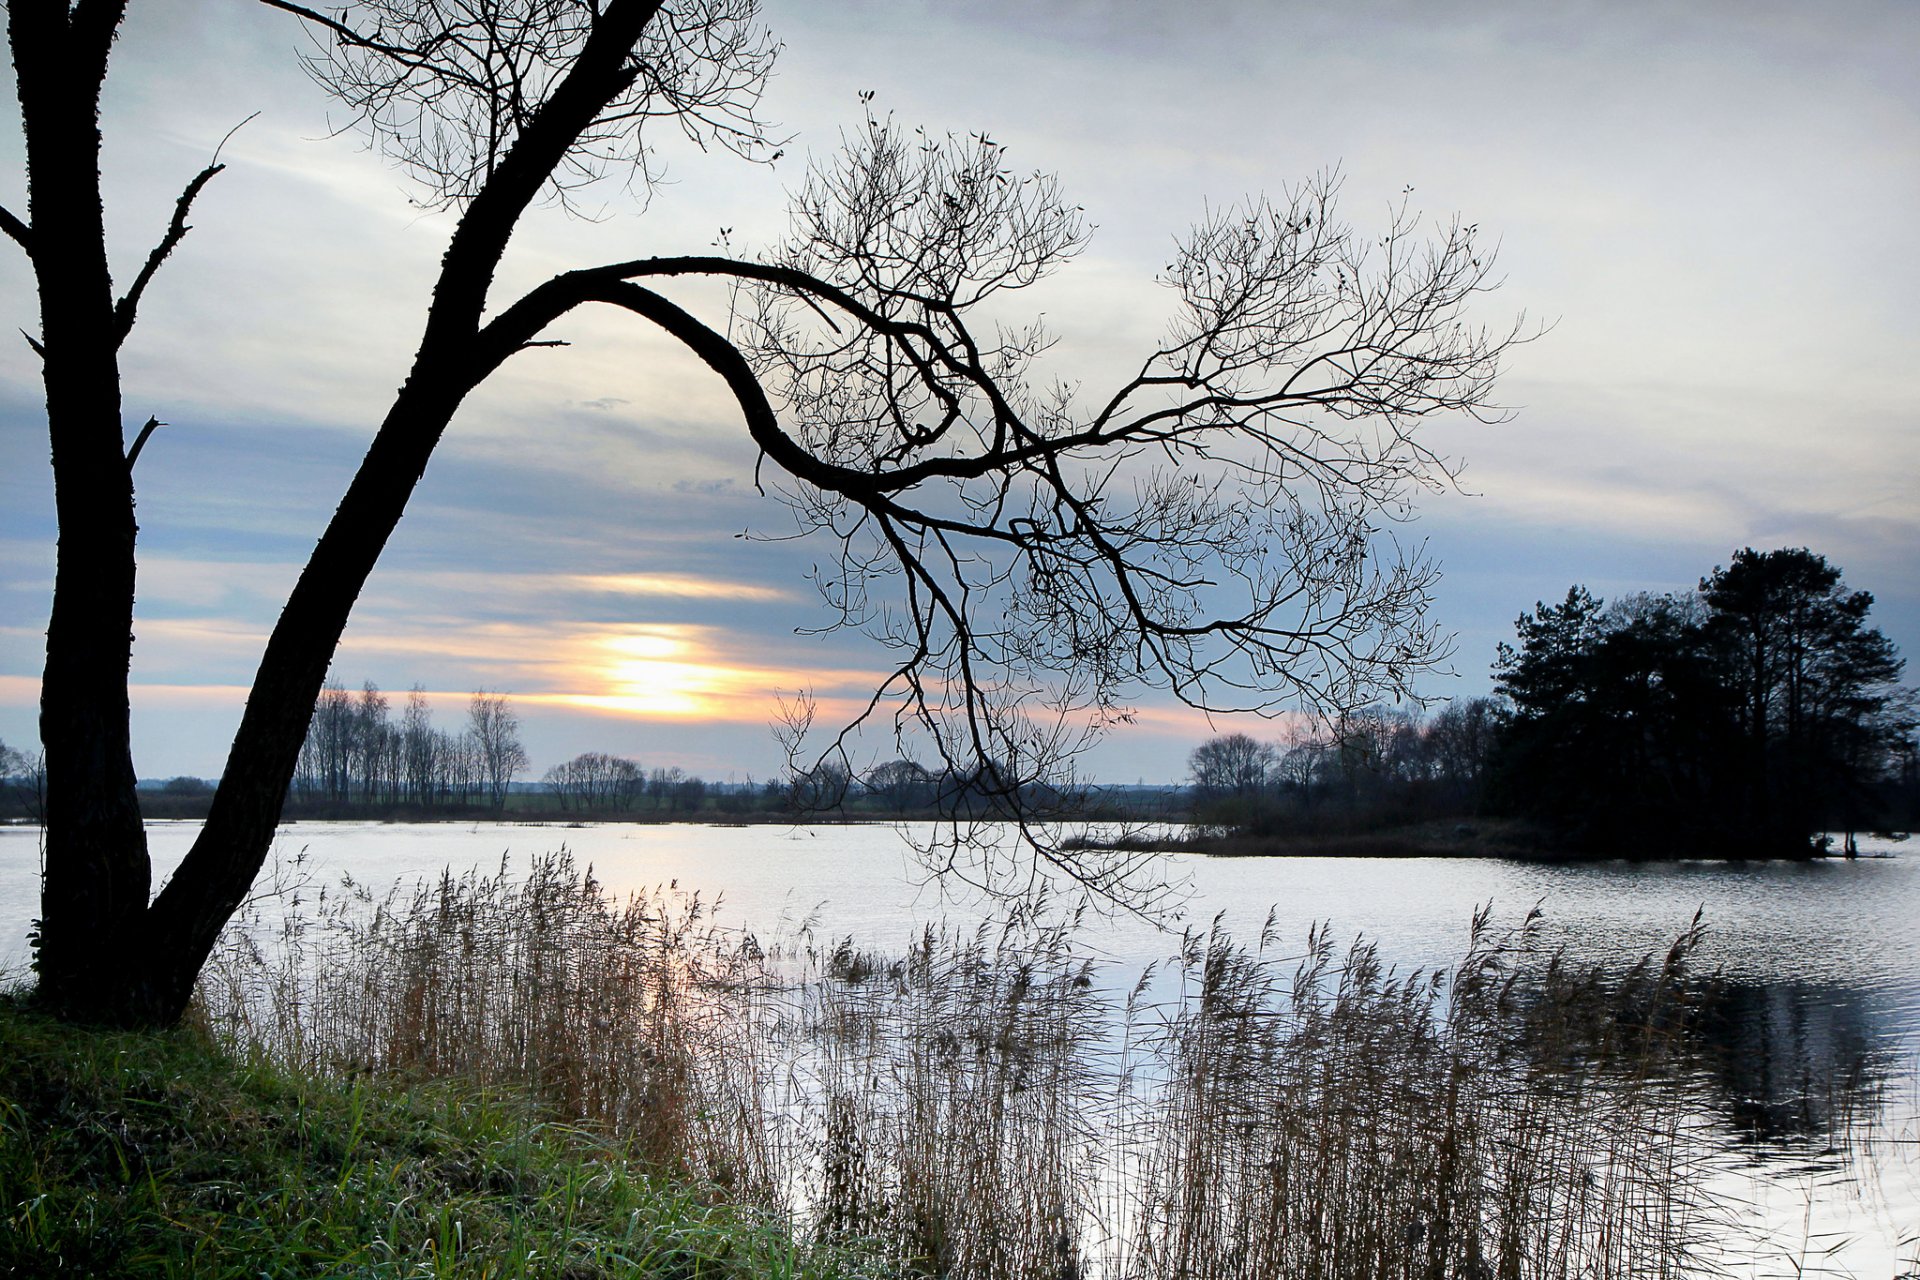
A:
[274,0,780,210]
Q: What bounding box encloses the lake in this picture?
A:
[2,819,1916,1274]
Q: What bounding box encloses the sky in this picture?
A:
[2,0,1917,785]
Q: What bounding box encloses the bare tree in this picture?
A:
[1188,733,1280,800]
[401,685,437,805]
[466,691,528,809]
[1427,696,1503,802]
[0,737,26,783]
[8,0,1519,1023]
[305,679,356,803]
[544,750,643,811]
[353,682,392,803]
[864,758,935,815]
[1276,728,1331,808]
[787,758,853,814]
[0,736,46,823]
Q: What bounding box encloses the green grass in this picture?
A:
[0,994,875,1280]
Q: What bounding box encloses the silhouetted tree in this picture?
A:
[1703,548,1908,845]
[543,751,644,811]
[9,0,1519,1024]
[1188,731,1285,829]
[1492,552,1908,855]
[1188,733,1279,800]
[352,682,392,804]
[0,737,28,784]
[0,736,45,821]
[1492,587,1735,850]
[299,680,357,803]
[466,691,528,809]
[1276,726,1331,808]
[400,686,437,805]
[674,773,709,812]
[787,759,853,813]
[1425,696,1503,806]
[863,758,936,815]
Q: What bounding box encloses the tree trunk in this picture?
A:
[15,0,157,1023]
[14,0,672,1025]
[138,370,480,1023]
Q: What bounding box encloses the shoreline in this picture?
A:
[1065,817,1896,862]
[5,812,1900,863]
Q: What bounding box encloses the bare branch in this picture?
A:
[125,416,164,469]
[112,137,239,344]
[257,0,466,70]
[711,129,1524,835]
[473,124,1520,878]
[279,0,782,213]
[0,204,29,254]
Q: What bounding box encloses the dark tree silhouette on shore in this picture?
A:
[7,0,1520,1024]
[1491,551,1911,855]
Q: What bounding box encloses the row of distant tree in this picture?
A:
[540,754,722,814]
[1186,698,1505,834]
[2,687,1055,821]
[291,683,530,810]
[1187,549,1918,855]
[288,678,1098,819]
[290,681,753,816]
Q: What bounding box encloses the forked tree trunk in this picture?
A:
[38,364,479,1024]
[11,9,471,1016]
[15,0,662,1026]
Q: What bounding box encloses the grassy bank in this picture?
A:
[0,995,869,1279]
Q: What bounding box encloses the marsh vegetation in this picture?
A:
[184,849,1893,1279]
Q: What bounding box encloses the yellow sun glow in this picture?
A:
[536,628,775,720]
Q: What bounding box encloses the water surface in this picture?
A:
[2,820,1915,1274]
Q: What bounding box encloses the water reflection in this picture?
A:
[1695,977,1891,1147]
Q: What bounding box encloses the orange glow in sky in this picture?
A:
[521,627,865,723]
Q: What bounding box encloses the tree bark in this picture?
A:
[14,0,157,1023]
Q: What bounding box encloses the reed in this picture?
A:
[1110,908,1717,1280]
[201,850,1729,1279]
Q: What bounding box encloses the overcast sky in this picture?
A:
[2,0,1916,784]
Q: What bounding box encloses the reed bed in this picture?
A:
[200,850,1727,1280]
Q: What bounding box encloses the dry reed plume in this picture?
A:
[200,850,1727,1279]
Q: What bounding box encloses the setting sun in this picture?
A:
[527,628,804,721]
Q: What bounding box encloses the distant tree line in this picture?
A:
[1186,698,1505,835]
[542,757,723,815]
[0,735,43,821]
[292,682,529,811]
[778,755,1103,821]
[290,680,751,817]
[1186,549,1918,856]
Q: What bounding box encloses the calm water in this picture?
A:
[3,820,1916,1273]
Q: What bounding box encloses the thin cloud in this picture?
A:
[563,572,795,602]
